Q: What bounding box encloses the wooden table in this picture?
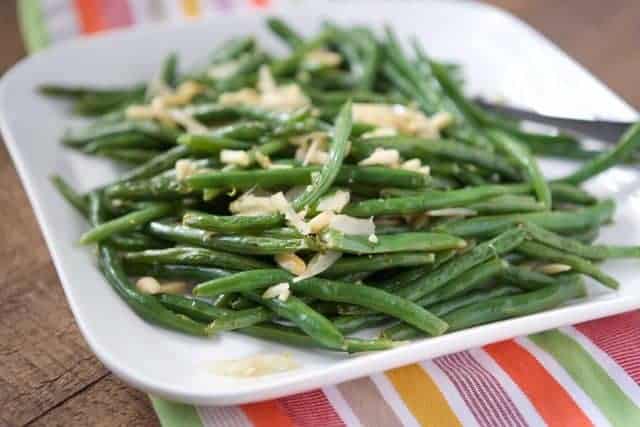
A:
[1,1,638,425]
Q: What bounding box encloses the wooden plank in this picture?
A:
[27,375,158,427]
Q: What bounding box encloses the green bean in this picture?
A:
[559,123,640,185]
[187,164,429,191]
[292,278,448,335]
[160,52,179,89]
[123,246,270,270]
[80,202,173,244]
[63,121,180,147]
[523,221,640,260]
[246,292,346,350]
[148,221,321,254]
[177,135,252,153]
[331,314,388,334]
[165,291,396,351]
[351,137,520,179]
[501,265,557,291]
[343,185,529,217]
[99,245,208,336]
[466,195,545,215]
[322,252,435,278]
[83,133,168,153]
[207,306,275,333]
[382,285,522,340]
[98,148,163,164]
[158,294,274,331]
[549,183,597,205]
[443,276,586,331]
[397,228,526,301]
[517,241,619,289]
[105,176,196,200]
[193,269,292,296]
[415,258,508,307]
[124,263,232,282]
[489,129,551,209]
[158,293,233,321]
[267,17,304,49]
[117,145,190,183]
[107,232,169,251]
[241,324,398,352]
[270,29,335,77]
[436,200,615,238]
[182,211,283,233]
[290,100,352,210]
[51,175,89,214]
[208,37,255,64]
[321,229,466,254]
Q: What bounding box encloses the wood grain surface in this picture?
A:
[0,1,638,426]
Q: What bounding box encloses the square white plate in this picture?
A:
[1,0,639,406]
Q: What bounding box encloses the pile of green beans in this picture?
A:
[45,18,640,353]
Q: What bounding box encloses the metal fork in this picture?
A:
[474,98,635,143]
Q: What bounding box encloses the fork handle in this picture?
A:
[474,99,634,143]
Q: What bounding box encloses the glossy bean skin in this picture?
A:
[292,278,448,336]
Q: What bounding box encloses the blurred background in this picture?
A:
[1,1,638,426]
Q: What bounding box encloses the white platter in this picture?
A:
[1,0,639,406]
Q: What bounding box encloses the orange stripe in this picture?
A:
[181,0,200,17]
[386,364,462,427]
[74,0,106,34]
[484,340,593,427]
[241,400,296,427]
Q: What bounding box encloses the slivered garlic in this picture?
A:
[258,65,278,93]
[218,66,310,112]
[167,109,208,134]
[302,136,329,166]
[329,215,375,236]
[537,264,572,275]
[207,59,242,79]
[220,149,251,167]
[275,253,307,276]
[427,208,477,217]
[262,282,291,301]
[126,80,207,132]
[309,211,335,234]
[136,277,186,295]
[352,103,452,138]
[361,126,398,139]
[270,192,311,235]
[210,353,299,378]
[368,234,379,244]
[293,251,342,282]
[358,148,401,168]
[254,151,272,169]
[304,48,342,68]
[229,193,279,216]
[317,190,350,213]
[175,159,198,181]
[218,88,261,106]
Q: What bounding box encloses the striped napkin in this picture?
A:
[18,1,640,425]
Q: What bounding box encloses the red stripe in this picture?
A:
[279,389,345,427]
[484,340,593,427]
[74,0,107,34]
[241,400,296,427]
[575,311,640,384]
[99,0,134,29]
[434,352,527,427]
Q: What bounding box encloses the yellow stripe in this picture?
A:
[386,364,462,427]
[181,0,200,18]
